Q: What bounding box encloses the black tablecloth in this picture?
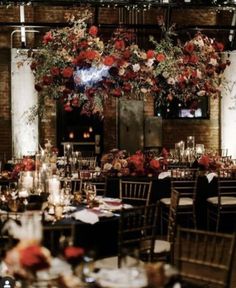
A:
[44,214,119,259]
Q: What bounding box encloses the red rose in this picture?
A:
[76,51,86,62]
[89,25,98,36]
[184,42,194,54]
[178,75,185,83]
[123,82,132,92]
[189,54,198,64]
[62,67,74,78]
[183,55,190,64]
[150,159,160,170]
[85,50,98,60]
[50,66,60,76]
[42,75,53,85]
[43,31,53,45]
[214,41,224,52]
[146,50,155,59]
[71,98,79,107]
[79,40,88,49]
[191,70,197,78]
[123,49,131,59]
[161,148,169,158]
[115,39,125,50]
[112,88,122,97]
[198,155,210,168]
[64,102,73,112]
[103,55,115,66]
[156,53,166,62]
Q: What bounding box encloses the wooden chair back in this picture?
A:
[176,227,236,288]
[167,189,180,244]
[171,169,199,200]
[119,180,152,206]
[118,203,158,266]
[89,178,107,196]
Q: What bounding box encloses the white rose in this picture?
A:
[141,87,148,94]
[132,63,140,72]
[197,90,206,96]
[162,71,169,79]
[167,77,176,85]
[209,58,217,66]
[119,68,125,76]
[196,69,202,79]
[103,163,113,171]
[146,59,154,67]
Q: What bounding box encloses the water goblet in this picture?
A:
[84,183,96,208]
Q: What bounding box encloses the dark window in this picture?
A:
[155,96,209,119]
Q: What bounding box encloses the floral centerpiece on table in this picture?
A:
[2,213,82,287]
[12,156,35,178]
[101,149,163,177]
[128,150,161,177]
[198,152,235,171]
[101,149,129,177]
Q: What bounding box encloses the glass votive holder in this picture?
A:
[19,171,34,192]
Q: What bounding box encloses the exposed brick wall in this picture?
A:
[0,48,11,161]
[0,5,230,158]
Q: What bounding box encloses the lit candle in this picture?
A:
[22,172,33,190]
[48,176,60,194]
[18,189,29,198]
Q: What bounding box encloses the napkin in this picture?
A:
[206,172,218,183]
[72,209,99,224]
[158,171,171,179]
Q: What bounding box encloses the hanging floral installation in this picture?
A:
[29,10,229,118]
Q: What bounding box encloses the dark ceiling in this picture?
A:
[1,0,236,49]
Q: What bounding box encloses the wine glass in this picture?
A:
[84,183,96,208]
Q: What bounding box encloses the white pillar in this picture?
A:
[11,48,38,158]
[221,51,236,159]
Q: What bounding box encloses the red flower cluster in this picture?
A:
[12,157,35,178]
[20,245,51,272]
[64,246,84,266]
[29,11,229,118]
[150,32,229,108]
